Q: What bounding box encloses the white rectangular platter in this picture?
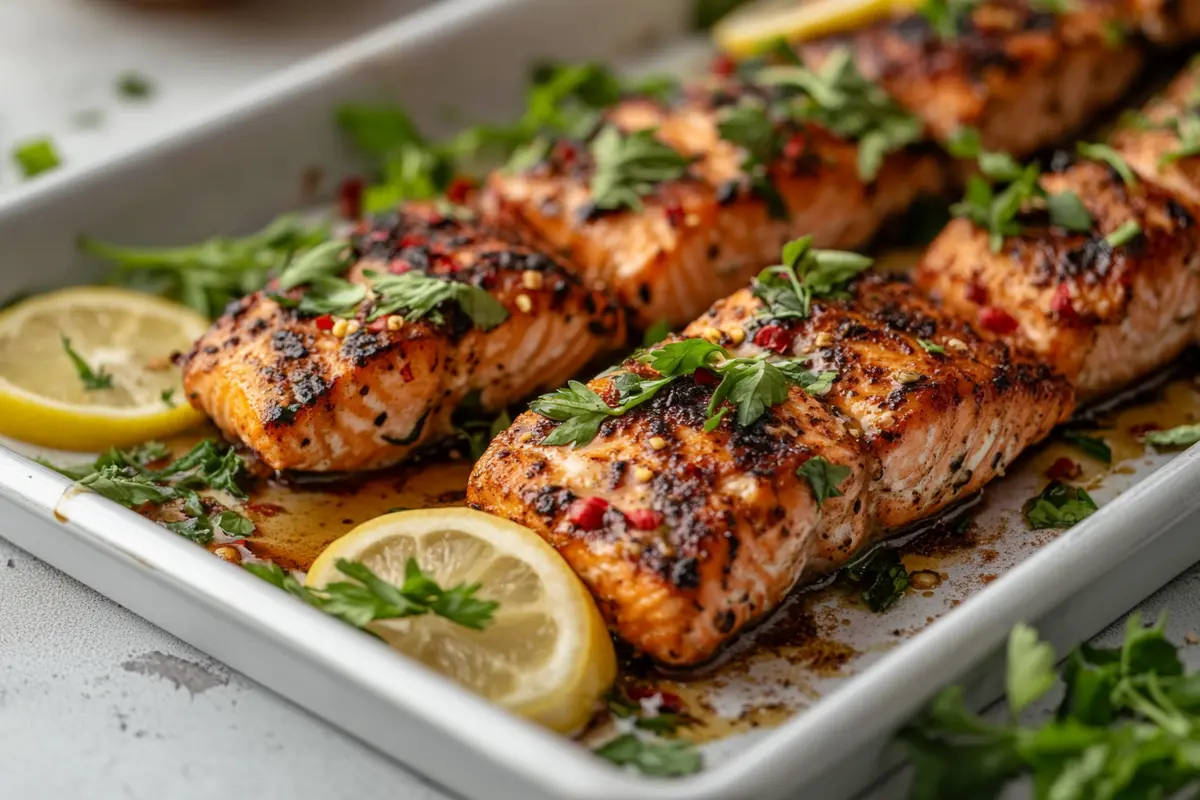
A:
[4,1,1200,798]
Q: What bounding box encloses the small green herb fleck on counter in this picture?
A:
[116,72,155,100]
[46,440,255,546]
[594,734,703,778]
[60,336,113,391]
[902,614,1200,799]
[244,558,498,631]
[13,137,61,179]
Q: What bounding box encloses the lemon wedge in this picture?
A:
[307,508,616,733]
[0,286,208,451]
[713,0,920,56]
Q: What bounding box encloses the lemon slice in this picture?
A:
[307,508,616,733]
[714,0,920,56]
[0,286,208,451]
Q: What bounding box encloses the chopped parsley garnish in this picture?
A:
[754,48,923,181]
[116,72,155,100]
[244,557,498,631]
[451,393,513,460]
[902,614,1200,799]
[1076,141,1137,187]
[277,240,354,290]
[46,440,254,546]
[716,101,789,219]
[363,270,509,329]
[1062,430,1112,463]
[797,456,851,509]
[1144,423,1200,448]
[843,546,909,612]
[1023,480,1099,529]
[641,319,672,348]
[1105,220,1142,249]
[60,336,113,391]
[12,137,61,179]
[1160,111,1200,167]
[588,126,693,213]
[80,215,329,319]
[605,687,693,735]
[161,388,176,408]
[918,0,981,38]
[917,339,945,355]
[752,235,873,322]
[593,734,703,777]
[949,130,1095,250]
[531,338,833,446]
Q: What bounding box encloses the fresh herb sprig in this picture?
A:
[843,546,909,612]
[1062,430,1112,463]
[532,338,835,446]
[902,614,1200,799]
[594,734,703,778]
[60,335,113,391]
[364,270,510,329]
[80,215,330,319]
[1144,423,1200,448]
[588,126,693,213]
[1023,480,1099,529]
[47,440,255,546]
[797,456,852,509]
[752,235,874,322]
[244,558,498,631]
[754,48,923,181]
[716,101,790,218]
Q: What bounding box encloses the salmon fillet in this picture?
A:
[483,87,944,329]
[468,276,1070,665]
[914,158,1200,397]
[468,352,870,666]
[686,276,1073,533]
[183,206,625,472]
[1111,58,1200,207]
[802,0,1145,155]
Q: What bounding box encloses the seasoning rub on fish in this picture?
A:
[183,205,624,472]
[468,240,1072,665]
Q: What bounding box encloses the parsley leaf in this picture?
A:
[1144,423,1200,449]
[60,336,113,391]
[640,338,727,375]
[1023,480,1099,529]
[1046,191,1094,232]
[532,377,672,447]
[797,456,852,508]
[80,215,329,319]
[277,240,354,290]
[755,48,922,181]
[917,339,946,355]
[641,319,672,348]
[1076,141,1137,187]
[1062,431,1112,463]
[752,235,873,322]
[716,101,789,219]
[161,388,176,408]
[588,126,693,213]
[364,270,509,330]
[843,546,909,612]
[245,557,498,631]
[594,734,703,777]
[1007,622,1058,715]
[12,137,61,179]
[1160,111,1200,167]
[918,0,982,38]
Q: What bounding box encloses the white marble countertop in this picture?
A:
[4,3,1200,799]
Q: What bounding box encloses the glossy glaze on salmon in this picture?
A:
[802,0,1147,155]
[483,84,944,328]
[914,158,1200,397]
[183,207,624,472]
[468,275,1070,664]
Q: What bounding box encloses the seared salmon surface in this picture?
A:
[468,348,870,666]
[183,206,624,472]
[914,158,1200,397]
[686,277,1073,535]
[468,272,1070,664]
[802,0,1146,155]
[484,82,944,328]
[1112,58,1200,207]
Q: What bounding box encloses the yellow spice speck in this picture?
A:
[515,294,534,313]
[517,431,534,443]
[895,369,921,384]
[387,316,404,331]
[946,338,969,353]
[331,318,350,338]
[634,466,654,482]
[728,326,745,345]
[701,326,723,344]
[648,436,668,451]
[815,332,834,347]
[521,270,544,290]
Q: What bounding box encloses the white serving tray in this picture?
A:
[3,2,1200,798]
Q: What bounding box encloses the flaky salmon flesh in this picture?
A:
[468,276,1071,665]
[802,0,1149,155]
[183,206,624,472]
[484,88,944,329]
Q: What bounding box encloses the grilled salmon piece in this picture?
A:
[1112,59,1200,206]
[914,159,1200,397]
[1128,0,1200,41]
[801,1,1144,156]
[686,276,1072,533]
[483,89,943,328]
[468,355,869,666]
[183,206,624,472]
